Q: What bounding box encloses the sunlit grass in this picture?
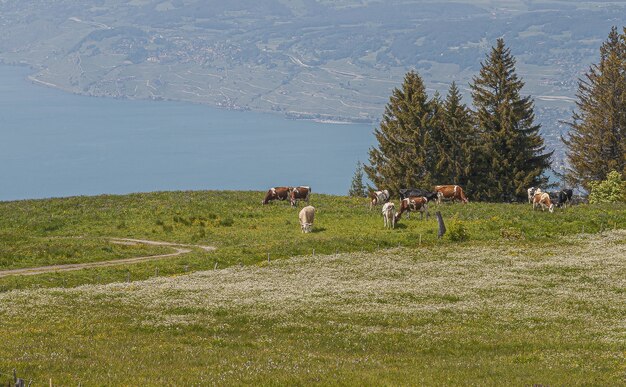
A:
[1,191,624,290]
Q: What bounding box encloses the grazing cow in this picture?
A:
[370,189,390,210]
[395,196,429,222]
[399,188,438,201]
[382,202,396,229]
[533,192,554,213]
[262,186,292,205]
[290,186,311,207]
[557,189,573,208]
[299,205,315,233]
[434,185,468,204]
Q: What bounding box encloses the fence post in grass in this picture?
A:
[312,249,315,257]
[155,268,159,277]
[184,265,188,272]
[267,253,270,264]
[436,211,446,239]
[419,234,422,246]
[214,262,218,270]
[126,272,130,283]
[49,379,52,387]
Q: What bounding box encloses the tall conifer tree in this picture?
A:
[435,82,477,190]
[470,38,552,201]
[365,71,436,194]
[564,27,626,188]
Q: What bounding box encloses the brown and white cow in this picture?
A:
[262,186,292,205]
[533,192,554,213]
[382,202,396,229]
[434,185,468,204]
[395,196,429,222]
[299,205,315,233]
[370,189,390,210]
[290,186,311,207]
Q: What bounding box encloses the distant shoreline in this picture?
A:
[2,61,376,126]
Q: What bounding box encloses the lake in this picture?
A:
[0,65,376,201]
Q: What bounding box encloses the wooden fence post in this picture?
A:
[436,211,446,239]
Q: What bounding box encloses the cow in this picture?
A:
[434,185,468,204]
[395,196,429,222]
[399,188,438,201]
[290,186,311,207]
[557,189,573,208]
[533,192,554,213]
[262,186,292,205]
[370,189,390,210]
[299,205,315,233]
[382,202,396,229]
[527,187,541,203]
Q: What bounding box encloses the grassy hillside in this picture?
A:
[1,190,625,291]
[0,229,624,385]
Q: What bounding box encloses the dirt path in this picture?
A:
[0,238,216,277]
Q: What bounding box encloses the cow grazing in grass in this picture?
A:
[370,189,390,210]
[434,185,468,204]
[399,188,438,201]
[533,192,554,213]
[557,189,573,208]
[262,186,292,205]
[395,196,429,222]
[299,205,315,233]
[382,202,396,229]
[290,186,311,207]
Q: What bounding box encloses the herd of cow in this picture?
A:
[262,184,580,232]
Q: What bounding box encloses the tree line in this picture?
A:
[353,29,626,202]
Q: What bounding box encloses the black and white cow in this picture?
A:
[399,188,438,202]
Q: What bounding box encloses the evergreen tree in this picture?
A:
[470,38,552,201]
[435,82,477,190]
[365,70,437,194]
[563,27,626,188]
[348,161,368,197]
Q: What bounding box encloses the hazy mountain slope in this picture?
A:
[1,0,625,168]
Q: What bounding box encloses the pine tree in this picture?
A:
[435,82,477,190]
[564,27,626,188]
[470,38,552,201]
[348,161,368,197]
[364,70,437,194]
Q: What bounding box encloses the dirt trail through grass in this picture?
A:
[0,238,216,277]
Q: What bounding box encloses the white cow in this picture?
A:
[528,187,542,204]
[370,189,390,210]
[382,202,396,229]
[299,205,315,233]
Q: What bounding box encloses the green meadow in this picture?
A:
[0,191,625,384]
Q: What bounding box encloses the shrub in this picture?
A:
[447,220,469,242]
[588,171,626,204]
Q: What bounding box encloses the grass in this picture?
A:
[0,190,625,291]
[0,191,625,384]
[0,230,624,385]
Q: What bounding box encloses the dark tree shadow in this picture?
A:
[312,227,327,233]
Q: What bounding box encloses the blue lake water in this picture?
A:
[0,66,376,201]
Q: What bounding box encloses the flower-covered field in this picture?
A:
[0,230,624,385]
